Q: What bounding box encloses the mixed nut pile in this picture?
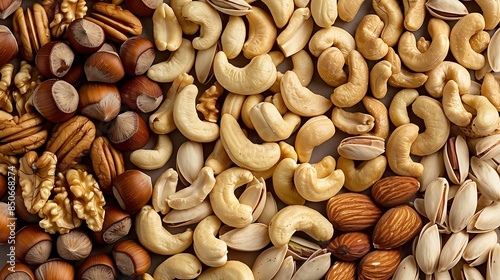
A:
[2,0,500,279]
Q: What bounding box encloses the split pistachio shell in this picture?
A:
[417,150,445,192]
[287,235,321,261]
[252,245,288,280]
[162,199,213,227]
[239,177,267,223]
[393,255,419,280]
[291,249,331,280]
[195,42,219,84]
[475,134,500,160]
[256,192,278,225]
[272,255,295,280]
[467,201,500,233]
[438,230,469,272]
[219,223,270,251]
[463,231,498,266]
[488,28,500,72]
[415,223,441,275]
[448,180,477,233]
[469,156,500,201]
[424,177,449,226]
[176,141,204,185]
[413,198,427,218]
[205,0,252,16]
[336,136,385,161]
[487,243,500,280]
[425,0,468,20]
[443,136,469,185]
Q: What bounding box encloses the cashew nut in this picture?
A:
[330,50,368,107]
[424,61,472,98]
[310,0,338,28]
[152,3,182,52]
[152,168,178,215]
[130,134,172,170]
[135,205,193,255]
[193,215,228,267]
[331,107,375,135]
[182,1,222,50]
[272,50,314,93]
[198,261,254,280]
[403,0,426,31]
[385,47,428,89]
[462,94,499,136]
[386,123,424,177]
[221,92,246,120]
[295,115,335,163]
[249,102,301,142]
[154,253,202,280]
[336,155,387,192]
[373,0,404,47]
[251,141,298,180]
[476,0,500,30]
[243,6,277,59]
[355,14,389,60]
[170,0,199,35]
[221,16,246,59]
[370,60,392,99]
[450,13,488,70]
[173,84,219,143]
[277,7,314,57]
[294,159,344,202]
[205,138,233,175]
[481,72,500,110]
[317,47,347,87]
[147,39,195,83]
[273,158,305,205]
[268,205,334,247]
[363,96,390,139]
[389,89,419,127]
[443,80,473,127]
[265,93,289,116]
[337,0,365,22]
[308,26,356,57]
[167,167,216,210]
[261,0,294,28]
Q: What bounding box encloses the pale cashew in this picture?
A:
[265,93,289,115]
[337,155,387,192]
[386,123,424,177]
[167,167,216,210]
[280,71,332,117]
[135,205,193,255]
[193,215,227,267]
[250,102,301,142]
[481,72,500,110]
[268,205,334,247]
[198,261,254,280]
[425,61,471,98]
[370,60,392,98]
[476,0,500,30]
[403,0,426,31]
[273,158,306,206]
[251,141,297,180]
[205,138,233,175]
[373,0,404,47]
[363,96,390,139]
[310,155,336,178]
[213,51,277,95]
[443,80,473,127]
[262,0,294,28]
[337,0,365,22]
[221,92,246,120]
[318,47,347,87]
[277,8,314,57]
[152,168,178,215]
[295,115,335,163]
[153,3,182,52]
[130,135,172,170]
[330,50,369,108]
[462,94,500,136]
[271,50,314,93]
[389,89,419,127]
[147,39,195,83]
[310,0,338,28]
[241,94,264,129]
[355,14,389,60]
[170,0,199,35]
[331,107,375,135]
[450,13,488,70]
[308,26,356,57]
[182,1,221,50]
[154,253,202,280]
[220,114,281,171]
[221,16,246,59]
[294,160,344,202]
[243,6,277,59]
[269,51,285,66]
[385,47,428,89]
[410,96,450,156]
[173,84,219,142]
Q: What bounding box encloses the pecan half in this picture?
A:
[0,112,48,155]
[90,136,125,194]
[12,3,51,62]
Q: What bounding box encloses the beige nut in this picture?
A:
[294,159,344,202]
[424,61,471,98]
[337,155,387,192]
[362,96,390,140]
[295,115,335,163]
[249,102,301,142]
[170,0,198,35]
[355,14,389,60]
[193,215,228,267]
[389,89,419,127]
[308,26,356,57]
[154,253,202,280]
[476,0,500,30]
[310,0,338,28]
[221,16,246,59]
[481,72,500,111]
[272,158,305,205]
[337,0,365,22]
[198,261,253,280]
[152,3,182,52]
[370,60,392,99]
[330,50,369,108]
[373,0,404,47]
[403,0,426,31]
[443,80,473,127]
[462,94,499,136]
[147,39,195,83]
[243,6,277,59]
[182,1,221,50]
[331,107,375,135]
[261,0,294,28]
[386,123,424,177]
[450,13,488,70]
[277,8,313,57]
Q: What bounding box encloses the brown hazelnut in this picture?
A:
[0,262,35,280]
[119,36,155,76]
[35,259,75,280]
[35,41,75,79]
[62,64,85,86]
[15,186,40,223]
[0,174,6,200]
[78,83,121,122]
[0,0,21,19]
[84,51,125,83]
[98,42,118,53]
[0,202,10,244]
[108,111,149,151]
[120,75,163,113]
[67,18,106,54]
[112,170,152,211]
[92,206,132,245]
[56,229,93,261]
[0,25,18,67]
[78,254,116,280]
[33,79,79,123]
[15,225,52,265]
[125,0,162,17]
[112,240,151,276]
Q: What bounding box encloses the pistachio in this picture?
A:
[475,134,500,160]
[287,235,321,261]
[443,136,469,185]
[336,135,385,161]
[291,249,331,280]
[469,156,500,201]
[424,177,449,226]
[467,201,500,233]
[437,230,469,272]
[415,223,441,275]
[487,244,500,280]
[162,199,213,227]
[463,231,498,266]
[205,0,252,16]
[448,180,477,233]
[425,0,468,20]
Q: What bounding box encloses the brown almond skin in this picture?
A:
[325,261,356,280]
[326,193,383,232]
[372,205,423,249]
[328,232,371,261]
[371,176,420,207]
[358,248,402,280]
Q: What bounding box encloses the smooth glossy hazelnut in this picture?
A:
[77,254,116,280]
[84,51,125,83]
[0,262,35,280]
[112,240,151,276]
[108,111,149,151]
[0,25,18,66]
[35,41,75,79]
[119,36,155,76]
[15,187,40,223]
[62,64,85,86]
[15,225,52,265]
[56,229,92,261]
[78,83,121,122]
[92,206,132,245]
[98,43,117,53]
[125,0,162,17]
[0,0,21,19]
[120,75,163,113]
[0,202,10,243]
[33,79,79,123]
[35,259,74,280]
[112,170,152,211]
[0,174,6,200]
[67,18,106,54]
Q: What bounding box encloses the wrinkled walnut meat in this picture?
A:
[90,136,125,194]
[19,151,57,214]
[0,112,48,155]
[0,153,18,175]
[196,82,224,123]
[12,61,43,116]
[0,64,14,113]
[50,0,88,38]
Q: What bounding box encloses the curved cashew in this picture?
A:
[386,123,424,177]
[221,92,246,120]
[385,47,428,89]
[337,155,387,192]
[295,115,335,163]
[170,0,199,35]
[153,3,182,52]
[337,0,365,22]
[443,80,473,127]
[268,205,334,247]
[318,47,347,87]
[476,0,500,30]
[220,114,281,171]
[481,72,500,110]
[182,1,222,50]
[135,205,193,255]
[198,261,254,280]
[355,14,389,60]
[251,141,298,180]
[205,138,233,175]
[450,13,488,70]
[152,168,178,215]
[241,94,264,129]
[331,107,375,135]
[373,0,404,47]
[403,0,426,31]
[398,18,450,72]
[363,96,390,139]
[213,51,277,95]
[271,50,314,93]
[310,0,338,28]
[262,0,294,28]
[221,16,246,59]
[173,84,219,142]
[425,61,471,98]
[273,158,305,205]
[249,102,301,142]
[277,8,314,57]
[370,60,392,99]
[243,6,277,59]
[308,26,356,57]
[389,89,419,127]
[147,39,195,83]
[154,253,202,280]
[265,93,289,115]
[130,135,172,170]
[280,71,332,117]
[462,94,499,136]
[330,50,368,108]
[167,167,216,210]
[294,161,344,202]
[193,215,227,267]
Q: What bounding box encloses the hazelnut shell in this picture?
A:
[112,170,152,211]
[35,41,75,79]
[120,75,163,113]
[33,79,79,123]
[119,36,155,76]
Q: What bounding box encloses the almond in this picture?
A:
[358,248,402,280]
[325,261,356,280]
[326,193,383,232]
[372,205,423,249]
[327,232,371,261]
[371,176,420,207]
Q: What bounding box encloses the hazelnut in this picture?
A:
[67,18,106,54]
[119,36,155,76]
[35,259,75,280]
[15,186,40,223]
[112,170,152,211]
[84,51,125,83]
[0,0,21,19]
[98,42,118,53]
[125,0,162,17]
[35,41,75,79]
[0,202,10,243]
[92,206,132,245]
[78,254,116,280]
[120,75,163,113]
[108,111,149,151]
[78,83,121,122]
[15,225,52,265]
[62,64,85,87]
[33,79,79,123]
[0,262,35,280]
[0,174,6,200]
[56,229,93,261]
[112,240,151,276]
[0,25,18,67]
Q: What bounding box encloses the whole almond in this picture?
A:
[326,193,383,232]
[327,232,371,261]
[358,248,402,280]
[372,205,423,249]
[325,261,356,280]
[371,176,420,207]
